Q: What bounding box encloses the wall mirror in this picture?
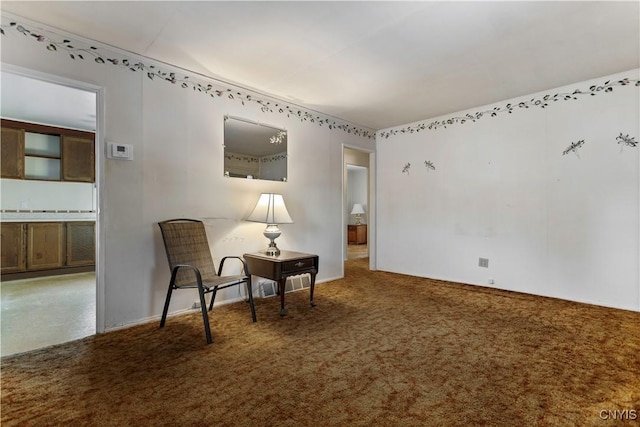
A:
[224,116,287,182]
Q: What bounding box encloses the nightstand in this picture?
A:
[243,251,318,316]
[348,224,367,244]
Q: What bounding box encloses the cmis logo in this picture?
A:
[599,409,638,420]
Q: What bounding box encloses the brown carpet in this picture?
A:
[2,258,639,426]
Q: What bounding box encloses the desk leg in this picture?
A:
[309,270,317,307]
[278,278,287,316]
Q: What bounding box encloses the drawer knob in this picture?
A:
[295,262,305,267]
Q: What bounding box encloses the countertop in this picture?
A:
[0,210,96,222]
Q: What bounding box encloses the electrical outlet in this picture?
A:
[488,278,495,284]
[479,258,489,268]
[192,301,201,309]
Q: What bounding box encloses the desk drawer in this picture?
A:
[282,258,315,273]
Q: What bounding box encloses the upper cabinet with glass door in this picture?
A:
[223,116,287,182]
[24,132,61,180]
[0,119,94,182]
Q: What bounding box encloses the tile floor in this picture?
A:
[1,272,95,357]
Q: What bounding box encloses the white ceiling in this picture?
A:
[2,1,639,130]
[1,72,97,131]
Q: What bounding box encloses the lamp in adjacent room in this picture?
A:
[351,203,365,225]
[247,193,293,256]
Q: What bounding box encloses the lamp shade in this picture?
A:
[350,203,365,215]
[247,193,293,224]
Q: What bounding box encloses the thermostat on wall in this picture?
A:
[108,142,133,160]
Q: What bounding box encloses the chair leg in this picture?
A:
[246,278,257,322]
[208,288,218,311]
[159,283,174,328]
[198,287,212,344]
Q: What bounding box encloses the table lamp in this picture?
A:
[351,203,365,225]
[247,193,293,256]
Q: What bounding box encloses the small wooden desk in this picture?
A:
[243,251,318,316]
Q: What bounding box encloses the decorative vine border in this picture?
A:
[380,78,640,139]
[1,20,376,140]
[224,153,260,164]
[260,153,288,163]
[3,19,639,142]
[224,152,287,163]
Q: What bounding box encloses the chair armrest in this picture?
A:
[170,264,203,287]
[218,256,249,277]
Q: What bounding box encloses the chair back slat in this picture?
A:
[158,219,218,286]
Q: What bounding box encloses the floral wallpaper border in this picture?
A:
[224,152,287,163]
[380,78,639,139]
[3,18,639,142]
[224,153,261,164]
[1,19,376,140]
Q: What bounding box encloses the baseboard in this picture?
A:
[104,295,247,333]
[1,265,95,282]
[104,276,344,333]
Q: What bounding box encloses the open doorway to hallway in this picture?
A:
[0,70,98,356]
[344,147,372,265]
[346,164,368,260]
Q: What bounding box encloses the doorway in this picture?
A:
[346,164,368,260]
[0,68,101,356]
[343,146,374,270]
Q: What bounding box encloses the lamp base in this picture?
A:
[264,244,281,257]
[263,224,282,257]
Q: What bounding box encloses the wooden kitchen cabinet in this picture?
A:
[0,221,96,279]
[1,223,26,273]
[66,222,96,266]
[24,132,62,180]
[26,223,66,271]
[348,224,367,245]
[1,127,25,179]
[1,120,94,183]
[62,136,95,182]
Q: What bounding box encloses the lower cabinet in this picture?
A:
[1,223,26,273]
[66,222,96,266]
[26,223,65,270]
[0,221,95,277]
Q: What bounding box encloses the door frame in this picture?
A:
[342,144,376,274]
[3,63,105,334]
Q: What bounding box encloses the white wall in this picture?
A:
[377,70,640,312]
[0,15,374,329]
[347,168,368,224]
[1,179,95,211]
[260,151,287,181]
